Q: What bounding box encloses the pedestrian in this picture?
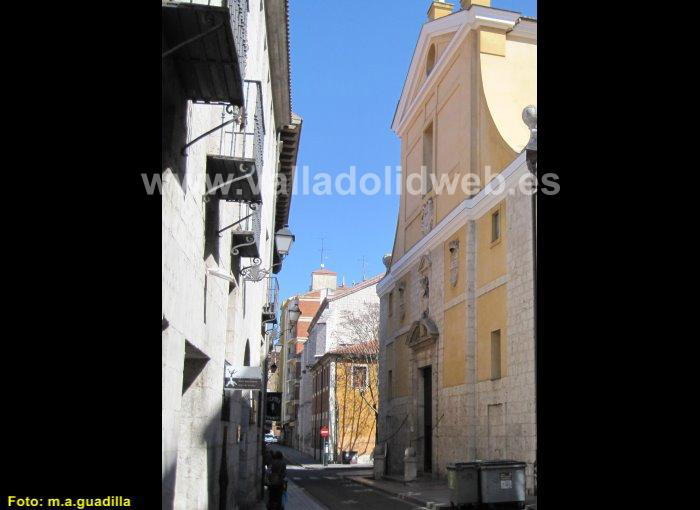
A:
[263,445,273,470]
[267,451,286,510]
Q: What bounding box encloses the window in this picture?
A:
[204,198,220,263]
[352,365,368,389]
[182,340,209,395]
[490,330,501,380]
[387,370,393,400]
[423,123,434,194]
[244,339,251,367]
[491,209,500,243]
[426,44,436,76]
[388,291,394,317]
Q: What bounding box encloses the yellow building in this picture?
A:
[376,0,537,492]
[311,341,379,464]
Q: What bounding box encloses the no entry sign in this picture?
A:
[320,425,329,438]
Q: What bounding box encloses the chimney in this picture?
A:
[427,1,453,21]
[460,0,491,9]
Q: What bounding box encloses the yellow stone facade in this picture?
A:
[376,3,537,492]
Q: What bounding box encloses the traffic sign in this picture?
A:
[320,425,329,438]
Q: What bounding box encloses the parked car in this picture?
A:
[264,433,278,444]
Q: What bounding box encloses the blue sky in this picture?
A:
[277,0,537,303]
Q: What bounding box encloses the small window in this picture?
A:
[387,370,393,400]
[352,366,368,389]
[426,44,436,76]
[244,339,251,367]
[423,123,434,194]
[491,209,500,243]
[490,330,501,380]
[388,292,394,317]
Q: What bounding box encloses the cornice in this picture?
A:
[392,6,523,136]
[377,152,527,296]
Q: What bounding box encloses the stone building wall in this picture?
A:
[162,95,234,510]
[162,1,293,508]
[378,161,536,490]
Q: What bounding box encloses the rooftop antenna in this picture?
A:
[358,255,367,281]
[318,236,331,269]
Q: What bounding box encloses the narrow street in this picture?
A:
[269,444,419,510]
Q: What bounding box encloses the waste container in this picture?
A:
[478,460,527,507]
[446,462,480,508]
[341,451,358,464]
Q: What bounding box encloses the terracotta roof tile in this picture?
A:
[329,340,379,356]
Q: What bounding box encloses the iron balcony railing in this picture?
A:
[227,0,248,81]
[219,80,265,174]
[262,276,279,324]
[162,0,247,107]
[230,202,260,259]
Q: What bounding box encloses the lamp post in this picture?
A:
[259,227,296,499]
[523,105,537,494]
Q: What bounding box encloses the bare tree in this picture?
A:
[334,301,380,346]
[332,301,380,458]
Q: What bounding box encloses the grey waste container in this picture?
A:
[478,460,527,507]
[341,451,358,464]
[446,462,480,507]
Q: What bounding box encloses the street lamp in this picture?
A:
[287,300,301,324]
[239,226,296,282]
[275,226,295,257]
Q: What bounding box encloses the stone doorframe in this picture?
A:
[406,314,440,477]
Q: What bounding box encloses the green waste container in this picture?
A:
[446,462,480,508]
[478,460,527,507]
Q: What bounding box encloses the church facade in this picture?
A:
[376,0,537,493]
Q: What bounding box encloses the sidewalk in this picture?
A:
[345,474,537,510]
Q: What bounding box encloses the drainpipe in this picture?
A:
[522,106,537,494]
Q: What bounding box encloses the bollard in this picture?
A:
[373,443,387,480]
[404,446,417,482]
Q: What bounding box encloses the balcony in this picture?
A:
[262,276,279,325]
[161,0,248,107]
[206,80,265,203]
[230,203,260,259]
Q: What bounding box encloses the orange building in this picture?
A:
[310,341,379,464]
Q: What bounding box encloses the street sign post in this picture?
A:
[320,426,329,466]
